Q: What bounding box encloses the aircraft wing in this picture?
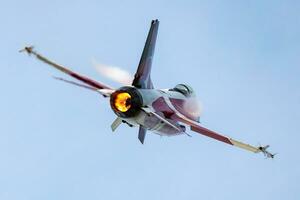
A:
[21,46,113,91]
[173,112,266,154]
[141,107,181,132]
[132,20,159,89]
[135,107,183,144]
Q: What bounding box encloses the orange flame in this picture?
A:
[114,92,131,112]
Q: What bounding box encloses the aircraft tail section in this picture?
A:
[132,19,159,89]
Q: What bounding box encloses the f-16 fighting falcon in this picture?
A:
[20,19,275,158]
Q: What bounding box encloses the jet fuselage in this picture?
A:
[110,86,200,136]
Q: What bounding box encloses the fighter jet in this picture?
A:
[20,19,274,158]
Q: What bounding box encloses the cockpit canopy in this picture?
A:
[170,84,195,97]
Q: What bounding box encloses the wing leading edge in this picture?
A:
[132,19,159,89]
[173,112,274,157]
[20,46,113,91]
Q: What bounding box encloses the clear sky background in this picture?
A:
[0,0,299,199]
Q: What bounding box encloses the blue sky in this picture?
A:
[1,0,300,199]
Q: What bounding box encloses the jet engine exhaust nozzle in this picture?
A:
[110,87,143,118]
[113,92,132,112]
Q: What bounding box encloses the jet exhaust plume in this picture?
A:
[92,60,133,85]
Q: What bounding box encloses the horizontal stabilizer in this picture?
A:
[53,76,98,91]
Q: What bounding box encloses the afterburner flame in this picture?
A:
[114,92,132,112]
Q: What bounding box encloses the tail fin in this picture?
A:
[132,19,159,89]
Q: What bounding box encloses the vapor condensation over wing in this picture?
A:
[92,60,133,85]
[183,97,203,118]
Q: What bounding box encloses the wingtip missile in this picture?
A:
[19,46,34,55]
[258,145,275,159]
